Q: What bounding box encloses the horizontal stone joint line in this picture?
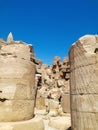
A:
[72,110,98,114]
[70,62,97,71]
[71,93,98,95]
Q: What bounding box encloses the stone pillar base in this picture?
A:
[0,118,44,130]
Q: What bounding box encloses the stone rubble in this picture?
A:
[35,56,70,116]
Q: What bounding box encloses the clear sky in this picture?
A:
[0,0,98,65]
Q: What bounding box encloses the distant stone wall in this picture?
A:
[69,35,98,130]
[0,39,36,121]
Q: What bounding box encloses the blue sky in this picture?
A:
[0,0,98,65]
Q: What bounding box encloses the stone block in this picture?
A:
[61,94,70,113]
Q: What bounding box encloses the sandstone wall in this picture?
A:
[69,35,98,130]
[0,39,36,122]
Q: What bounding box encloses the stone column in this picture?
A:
[0,41,36,122]
[69,35,98,130]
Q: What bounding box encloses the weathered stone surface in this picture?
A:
[0,37,36,122]
[36,94,45,109]
[0,118,44,130]
[0,100,35,121]
[7,32,13,43]
[48,116,71,130]
[36,56,70,115]
[61,94,70,113]
[69,35,98,130]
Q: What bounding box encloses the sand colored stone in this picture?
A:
[0,118,44,130]
[36,56,70,114]
[69,35,98,130]
[0,34,44,130]
[61,93,70,113]
[0,40,36,121]
[48,116,71,130]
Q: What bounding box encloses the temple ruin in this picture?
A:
[0,33,98,130]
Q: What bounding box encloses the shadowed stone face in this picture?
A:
[0,40,36,122]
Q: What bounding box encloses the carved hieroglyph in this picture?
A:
[69,35,98,130]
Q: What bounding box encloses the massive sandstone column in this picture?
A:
[0,38,36,122]
[69,35,98,130]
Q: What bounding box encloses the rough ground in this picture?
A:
[35,109,71,130]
